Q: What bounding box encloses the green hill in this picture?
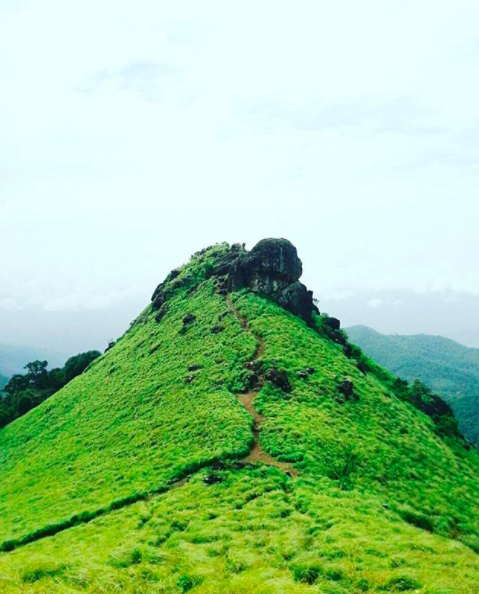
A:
[346,325,479,444]
[0,374,7,392]
[0,240,479,593]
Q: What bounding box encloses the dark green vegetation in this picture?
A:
[347,325,479,444]
[0,351,101,428]
[0,241,478,593]
[0,374,7,392]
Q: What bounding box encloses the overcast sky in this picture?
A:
[1,0,478,355]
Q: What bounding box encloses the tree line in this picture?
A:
[0,351,101,428]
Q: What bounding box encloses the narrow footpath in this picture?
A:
[226,296,298,476]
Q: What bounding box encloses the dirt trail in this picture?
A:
[226,297,298,476]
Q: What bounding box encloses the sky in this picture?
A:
[0,0,478,357]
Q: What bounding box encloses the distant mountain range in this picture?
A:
[0,343,67,379]
[347,325,479,444]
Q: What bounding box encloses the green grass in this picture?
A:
[0,467,478,593]
[0,245,256,543]
[0,243,479,592]
[232,293,479,548]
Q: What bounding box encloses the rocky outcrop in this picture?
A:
[324,316,341,331]
[277,281,317,325]
[205,243,245,279]
[265,367,291,392]
[227,238,318,325]
[228,239,302,294]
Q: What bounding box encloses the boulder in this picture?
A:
[331,330,347,347]
[183,313,196,325]
[338,380,354,398]
[155,304,169,323]
[226,238,319,325]
[152,285,169,310]
[277,281,318,325]
[336,379,359,402]
[205,250,243,279]
[245,373,261,390]
[266,367,291,392]
[228,238,302,294]
[244,360,263,373]
[324,316,341,331]
[203,472,223,485]
[357,361,367,375]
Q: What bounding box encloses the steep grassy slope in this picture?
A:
[237,295,479,528]
[0,245,255,544]
[1,242,479,593]
[347,325,479,443]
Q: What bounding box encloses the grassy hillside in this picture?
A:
[0,251,254,544]
[2,467,478,594]
[1,242,479,593]
[347,325,479,444]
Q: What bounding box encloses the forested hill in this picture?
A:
[347,325,479,444]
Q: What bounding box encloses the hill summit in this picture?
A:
[152,238,318,324]
[0,239,479,593]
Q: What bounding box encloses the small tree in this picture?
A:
[24,360,49,389]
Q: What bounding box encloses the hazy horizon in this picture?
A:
[2,266,479,358]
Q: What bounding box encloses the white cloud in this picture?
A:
[42,292,132,313]
[0,299,24,312]
[0,0,478,341]
[367,298,383,309]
